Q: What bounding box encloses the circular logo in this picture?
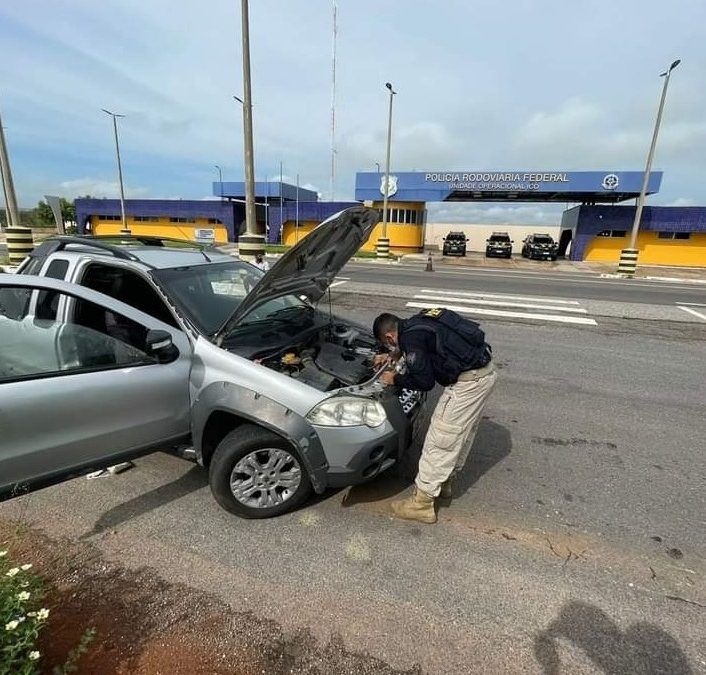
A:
[602,173,619,190]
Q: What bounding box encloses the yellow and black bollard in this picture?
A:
[425,252,434,272]
[5,227,34,266]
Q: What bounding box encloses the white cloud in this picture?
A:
[664,197,696,207]
[58,178,150,199]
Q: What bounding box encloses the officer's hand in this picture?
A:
[373,353,391,368]
[379,370,396,387]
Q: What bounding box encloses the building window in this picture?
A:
[208,218,221,224]
[134,216,159,222]
[658,231,691,240]
[597,230,627,237]
[169,217,197,223]
[98,215,121,221]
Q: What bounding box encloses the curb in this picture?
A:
[599,273,706,284]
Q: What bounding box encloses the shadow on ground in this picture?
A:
[534,600,693,675]
[341,418,512,508]
[80,465,208,540]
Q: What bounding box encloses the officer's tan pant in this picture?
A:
[415,363,497,498]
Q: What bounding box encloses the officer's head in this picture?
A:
[373,313,400,351]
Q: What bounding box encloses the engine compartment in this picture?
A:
[259,322,378,391]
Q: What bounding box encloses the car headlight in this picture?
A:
[307,397,386,427]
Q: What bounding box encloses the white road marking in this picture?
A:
[676,302,706,307]
[414,294,589,314]
[405,301,598,326]
[330,280,348,288]
[419,288,581,305]
[677,306,706,322]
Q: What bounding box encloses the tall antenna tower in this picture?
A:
[329,1,337,201]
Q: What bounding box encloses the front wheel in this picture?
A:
[209,425,312,518]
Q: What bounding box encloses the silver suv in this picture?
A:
[0,207,421,518]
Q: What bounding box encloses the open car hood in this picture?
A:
[215,206,379,340]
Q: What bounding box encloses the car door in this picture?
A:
[0,274,193,500]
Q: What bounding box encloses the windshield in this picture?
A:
[489,235,510,243]
[152,261,305,336]
[532,236,553,244]
[447,233,465,241]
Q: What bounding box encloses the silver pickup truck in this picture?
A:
[0,207,421,518]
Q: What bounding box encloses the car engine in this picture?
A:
[258,322,378,391]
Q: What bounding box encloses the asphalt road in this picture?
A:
[342,259,706,306]
[2,297,704,673]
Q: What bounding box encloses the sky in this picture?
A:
[0,0,704,224]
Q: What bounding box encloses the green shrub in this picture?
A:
[0,550,48,675]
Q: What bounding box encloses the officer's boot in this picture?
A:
[439,476,455,500]
[391,488,437,524]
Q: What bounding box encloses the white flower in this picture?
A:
[37,608,49,621]
[5,620,19,631]
[18,616,25,623]
[5,567,19,577]
[17,591,31,601]
[0,550,7,557]
[20,564,32,571]
[29,651,40,661]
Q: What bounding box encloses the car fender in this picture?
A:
[191,381,329,493]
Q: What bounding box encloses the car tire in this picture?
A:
[209,424,312,519]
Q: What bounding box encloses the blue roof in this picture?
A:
[213,181,319,202]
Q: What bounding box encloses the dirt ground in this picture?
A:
[0,520,422,675]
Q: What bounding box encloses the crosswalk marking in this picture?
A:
[420,289,581,305]
[413,294,589,314]
[677,305,706,322]
[406,301,598,326]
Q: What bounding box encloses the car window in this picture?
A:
[489,235,509,242]
[18,256,46,276]
[153,261,303,335]
[81,263,179,329]
[0,287,155,382]
[533,236,553,244]
[35,259,70,321]
[0,287,31,320]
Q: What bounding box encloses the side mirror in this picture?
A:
[511,240,514,244]
[146,329,179,363]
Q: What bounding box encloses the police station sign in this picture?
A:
[425,172,569,191]
[354,170,662,202]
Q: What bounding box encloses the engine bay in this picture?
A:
[257,322,378,391]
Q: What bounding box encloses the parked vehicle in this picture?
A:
[485,232,513,259]
[0,207,422,519]
[521,234,558,261]
[442,232,468,256]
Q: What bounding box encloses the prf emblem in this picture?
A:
[424,308,443,318]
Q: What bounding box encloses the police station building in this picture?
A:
[75,169,706,267]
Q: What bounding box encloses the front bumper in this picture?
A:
[528,249,555,259]
[315,390,421,489]
[443,249,465,256]
[486,247,511,257]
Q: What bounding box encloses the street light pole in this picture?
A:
[215,165,223,201]
[618,59,681,276]
[237,0,263,260]
[102,109,130,234]
[0,109,21,230]
[375,162,380,173]
[376,82,396,259]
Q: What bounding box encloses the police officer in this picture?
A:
[373,308,497,524]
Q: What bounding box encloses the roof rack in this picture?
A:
[31,236,144,263]
[85,234,214,250]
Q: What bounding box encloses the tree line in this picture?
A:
[0,197,88,229]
